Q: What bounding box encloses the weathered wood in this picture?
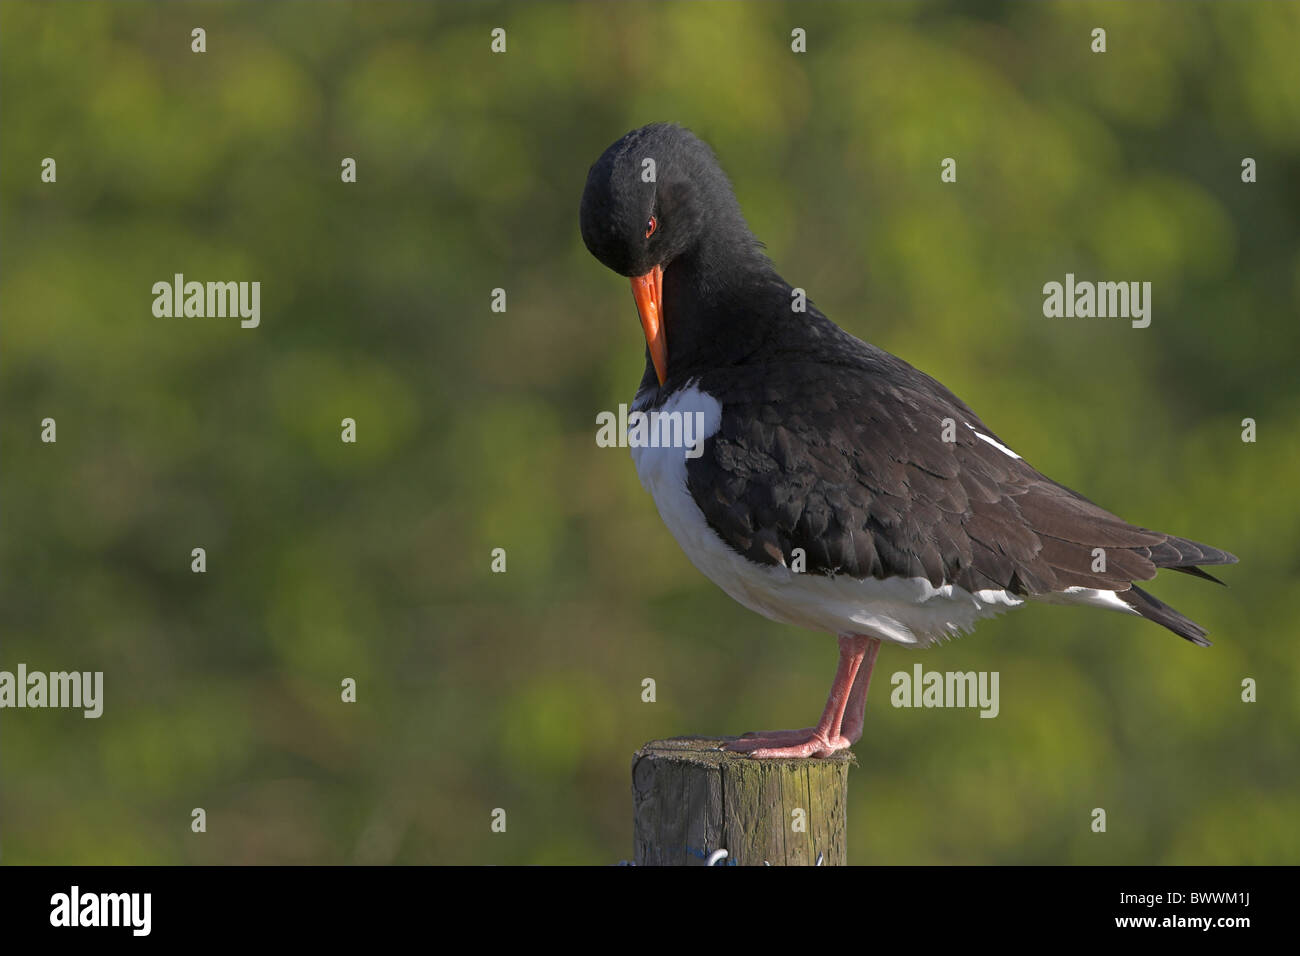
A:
[632,736,851,866]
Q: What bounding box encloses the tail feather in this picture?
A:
[1119,584,1212,647]
[1170,564,1227,586]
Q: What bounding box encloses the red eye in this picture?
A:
[645,216,657,238]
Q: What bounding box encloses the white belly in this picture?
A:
[630,383,1027,647]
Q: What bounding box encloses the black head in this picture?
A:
[579,123,747,278]
[580,124,772,386]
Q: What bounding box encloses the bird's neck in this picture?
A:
[658,232,787,380]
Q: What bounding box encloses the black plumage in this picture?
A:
[655,335,1234,645]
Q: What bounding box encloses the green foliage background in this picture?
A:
[2,1,1297,864]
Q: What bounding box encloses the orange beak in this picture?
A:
[630,265,667,386]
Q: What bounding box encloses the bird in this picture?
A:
[579,123,1237,759]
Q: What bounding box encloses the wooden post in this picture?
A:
[631,736,851,866]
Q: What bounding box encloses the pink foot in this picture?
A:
[735,732,851,759]
[721,634,883,760]
[722,729,852,757]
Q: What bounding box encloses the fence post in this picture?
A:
[631,736,851,866]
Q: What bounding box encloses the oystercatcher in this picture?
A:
[579,123,1236,759]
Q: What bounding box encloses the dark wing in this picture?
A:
[685,353,1236,644]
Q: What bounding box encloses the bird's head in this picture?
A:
[580,123,749,386]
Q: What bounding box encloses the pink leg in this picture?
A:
[837,637,881,744]
[727,639,879,748]
[723,634,883,759]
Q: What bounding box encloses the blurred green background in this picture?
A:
[2,0,1297,865]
